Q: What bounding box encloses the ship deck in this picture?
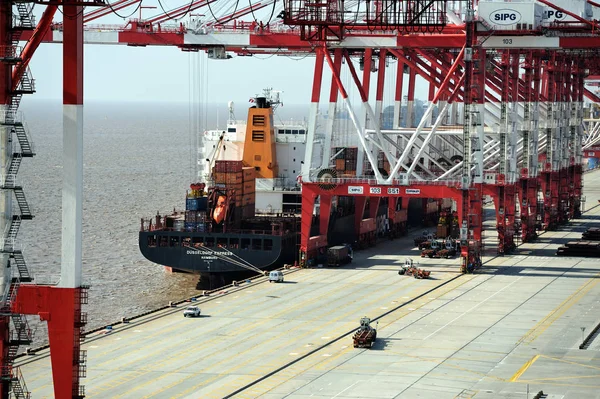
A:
[16,170,600,399]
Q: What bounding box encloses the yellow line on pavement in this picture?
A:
[510,355,540,382]
[519,273,600,345]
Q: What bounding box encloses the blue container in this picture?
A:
[197,197,208,211]
[589,158,598,170]
[184,222,195,232]
[186,198,199,211]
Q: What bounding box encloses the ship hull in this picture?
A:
[139,230,298,274]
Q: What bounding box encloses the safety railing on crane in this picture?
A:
[310,176,463,187]
[0,45,22,61]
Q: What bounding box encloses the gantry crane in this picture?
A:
[1,1,600,398]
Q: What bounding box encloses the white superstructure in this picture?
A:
[198,103,323,214]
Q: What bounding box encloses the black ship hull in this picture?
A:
[139,230,298,274]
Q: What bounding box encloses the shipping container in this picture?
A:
[242,181,255,194]
[437,224,449,238]
[426,201,439,215]
[214,172,243,184]
[242,166,255,181]
[186,198,199,211]
[184,222,195,232]
[185,210,197,222]
[345,147,358,160]
[327,245,350,266]
[195,211,207,222]
[196,222,206,233]
[345,159,357,171]
[173,220,185,232]
[441,198,453,210]
[335,159,345,170]
[214,160,244,173]
[307,235,328,251]
[359,218,376,234]
[197,197,208,211]
[394,209,407,223]
[242,193,255,204]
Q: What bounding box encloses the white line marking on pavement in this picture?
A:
[422,277,524,340]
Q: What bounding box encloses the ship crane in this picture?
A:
[1,0,600,397]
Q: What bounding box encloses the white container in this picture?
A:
[173,219,185,232]
[540,0,593,23]
[478,1,544,31]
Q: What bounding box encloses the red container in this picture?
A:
[242,193,255,204]
[242,181,255,194]
[242,166,255,181]
[227,160,244,173]
[359,218,376,234]
[426,200,438,215]
[225,172,243,184]
[307,235,328,251]
[394,209,407,223]
[214,160,244,173]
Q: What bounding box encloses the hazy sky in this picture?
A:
[28,1,429,106]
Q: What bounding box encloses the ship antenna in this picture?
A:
[227,101,235,124]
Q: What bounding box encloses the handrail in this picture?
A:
[0,110,23,124]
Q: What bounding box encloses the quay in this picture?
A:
[16,171,600,399]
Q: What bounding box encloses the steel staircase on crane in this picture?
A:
[0,2,38,398]
[10,251,31,283]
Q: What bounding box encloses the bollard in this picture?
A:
[121,317,129,324]
[232,281,238,287]
[26,348,34,356]
[202,290,209,297]
[169,301,175,307]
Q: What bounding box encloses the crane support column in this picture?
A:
[572,58,584,218]
[393,61,404,129]
[460,6,484,273]
[0,3,12,398]
[301,47,324,182]
[356,48,372,176]
[321,48,342,171]
[406,66,416,128]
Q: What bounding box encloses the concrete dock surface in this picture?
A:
[16,170,600,399]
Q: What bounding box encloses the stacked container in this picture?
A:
[377,150,391,174]
[185,184,208,232]
[334,147,358,176]
[241,166,256,218]
[213,160,243,225]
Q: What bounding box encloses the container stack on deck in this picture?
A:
[377,150,390,175]
[184,185,208,232]
[214,160,246,222]
[334,147,358,176]
[241,166,256,218]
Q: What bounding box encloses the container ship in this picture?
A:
[139,90,453,287]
